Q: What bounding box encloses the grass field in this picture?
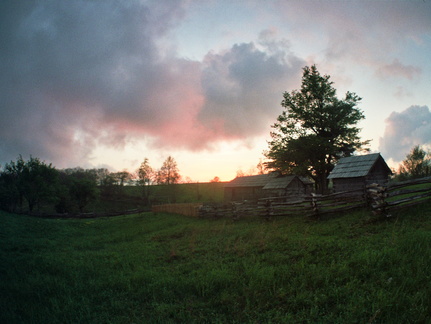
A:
[82,182,225,214]
[1,203,431,323]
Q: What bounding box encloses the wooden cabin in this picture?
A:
[262,175,313,198]
[224,173,313,202]
[327,153,392,193]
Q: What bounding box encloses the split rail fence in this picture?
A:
[153,176,431,219]
[367,176,431,216]
[25,208,148,219]
[152,203,203,217]
[197,189,367,219]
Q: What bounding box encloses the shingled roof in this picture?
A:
[224,174,272,187]
[225,173,312,189]
[262,175,297,190]
[327,153,391,179]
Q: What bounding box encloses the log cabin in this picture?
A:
[224,173,313,202]
[327,153,392,193]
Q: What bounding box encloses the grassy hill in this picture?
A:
[143,181,225,204]
[62,182,226,215]
[1,203,430,323]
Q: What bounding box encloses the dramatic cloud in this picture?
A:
[379,105,431,162]
[1,0,429,174]
[274,1,430,74]
[0,1,193,166]
[198,32,304,141]
[0,1,305,168]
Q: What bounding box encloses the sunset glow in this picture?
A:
[1,1,430,181]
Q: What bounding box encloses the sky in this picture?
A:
[1,0,430,182]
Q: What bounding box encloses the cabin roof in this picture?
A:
[298,176,315,185]
[225,173,312,189]
[224,174,271,187]
[327,153,391,179]
[262,175,296,190]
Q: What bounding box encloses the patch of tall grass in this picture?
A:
[1,202,430,323]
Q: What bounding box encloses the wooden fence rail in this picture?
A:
[195,188,366,219]
[367,176,431,216]
[152,203,203,217]
[257,188,366,219]
[25,208,148,219]
[152,177,431,219]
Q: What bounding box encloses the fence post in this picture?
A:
[366,183,390,217]
[232,203,238,220]
[311,193,319,218]
[264,199,272,221]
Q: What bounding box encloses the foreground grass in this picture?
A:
[1,204,431,323]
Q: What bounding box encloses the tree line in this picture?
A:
[1,65,429,213]
[393,145,431,181]
[0,155,181,214]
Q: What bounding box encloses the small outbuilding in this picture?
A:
[327,153,392,193]
[224,173,313,202]
[262,175,313,198]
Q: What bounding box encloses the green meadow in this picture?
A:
[1,203,431,323]
[86,182,225,214]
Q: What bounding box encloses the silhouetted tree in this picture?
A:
[256,159,266,175]
[0,169,20,211]
[68,170,98,213]
[55,168,99,213]
[1,156,59,212]
[236,167,258,177]
[397,145,430,180]
[155,156,181,203]
[93,168,110,186]
[137,158,153,204]
[112,170,132,186]
[210,176,220,183]
[104,175,121,199]
[266,65,369,193]
[157,156,181,185]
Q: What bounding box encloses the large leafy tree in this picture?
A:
[68,169,98,213]
[112,170,132,186]
[56,168,99,213]
[266,65,369,193]
[1,156,59,212]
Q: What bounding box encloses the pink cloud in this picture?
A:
[376,59,421,80]
[3,0,429,170]
[273,0,430,78]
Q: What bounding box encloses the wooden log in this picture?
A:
[388,176,431,190]
[387,191,431,207]
[387,196,431,211]
[318,202,366,215]
[388,187,431,198]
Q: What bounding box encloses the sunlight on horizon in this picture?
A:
[88,138,270,182]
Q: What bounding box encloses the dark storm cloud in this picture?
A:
[0,0,193,166]
[379,105,431,162]
[199,36,304,140]
[0,1,305,167]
